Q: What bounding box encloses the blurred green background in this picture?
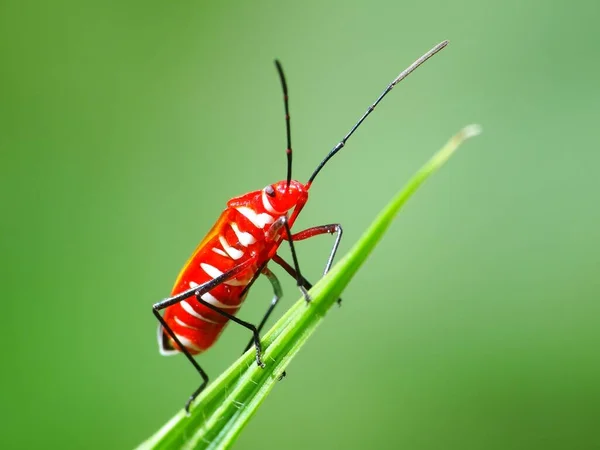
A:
[2,0,599,449]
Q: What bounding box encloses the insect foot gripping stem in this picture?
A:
[256,345,266,368]
[300,285,311,304]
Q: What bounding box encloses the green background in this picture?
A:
[2,0,599,449]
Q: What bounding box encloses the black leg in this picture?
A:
[243,267,283,353]
[152,258,255,413]
[194,292,265,369]
[266,216,310,302]
[272,254,314,291]
[282,217,310,301]
[153,307,209,413]
[276,223,344,305]
[272,254,343,306]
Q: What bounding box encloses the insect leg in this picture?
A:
[272,253,343,306]
[152,259,254,413]
[242,267,283,353]
[272,254,315,291]
[290,223,343,276]
[193,293,266,369]
[267,216,310,302]
[152,309,208,413]
[282,216,311,302]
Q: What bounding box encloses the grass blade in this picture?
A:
[137,124,482,450]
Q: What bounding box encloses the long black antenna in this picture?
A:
[274,60,293,188]
[307,40,449,186]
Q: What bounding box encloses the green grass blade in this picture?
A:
[137,124,482,450]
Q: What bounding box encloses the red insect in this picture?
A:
[153,41,448,412]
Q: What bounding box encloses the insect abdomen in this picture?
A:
[161,207,268,354]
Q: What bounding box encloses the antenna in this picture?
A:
[274,60,293,188]
[306,40,449,187]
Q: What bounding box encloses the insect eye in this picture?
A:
[265,185,276,197]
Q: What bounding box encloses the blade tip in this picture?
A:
[461,124,483,140]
